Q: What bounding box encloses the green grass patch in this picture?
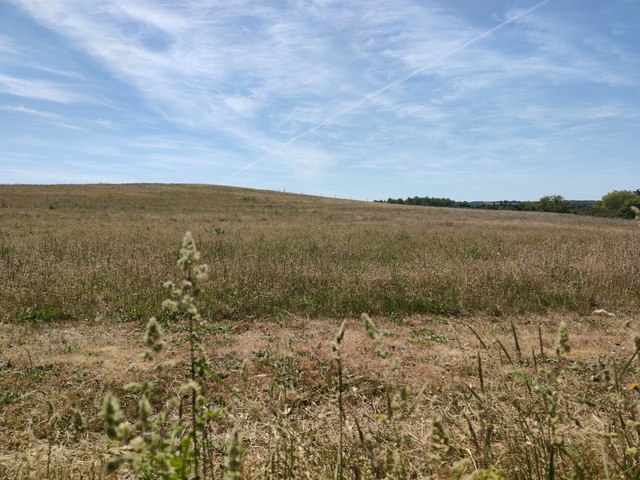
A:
[0,391,20,406]
[20,306,68,323]
[18,364,55,381]
[410,328,449,344]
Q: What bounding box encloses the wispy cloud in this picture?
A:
[0,104,62,120]
[0,103,86,130]
[3,0,639,199]
[0,34,21,55]
[0,73,90,103]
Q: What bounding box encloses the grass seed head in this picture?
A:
[161,299,178,313]
[362,313,388,357]
[179,380,201,396]
[156,360,176,372]
[223,429,243,480]
[72,409,86,437]
[194,263,209,281]
[105,456,124,474]
[241,358,249,382]
[429,416,451,460]
[138,395,152,430]
[178,231,201,272]
[362,313,381,342]
[102,392,123,441]
[556,321,570,357]
[143,317,163,352]
[332,319,347,359]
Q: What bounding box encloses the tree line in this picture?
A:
[377,189,640,218]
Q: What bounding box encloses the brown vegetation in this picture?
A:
[1,184,639,323]
[0,184,639,478]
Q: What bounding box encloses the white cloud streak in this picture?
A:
[224,0,553,179]
[0,104,62,120]
[0,73,90,103]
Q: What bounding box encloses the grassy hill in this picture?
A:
[1,183,639,324]
[1,184,640,478]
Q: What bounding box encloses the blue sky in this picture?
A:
[1,0,638,201]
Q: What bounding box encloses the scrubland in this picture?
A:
[0,184,639,479]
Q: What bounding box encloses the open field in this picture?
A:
[1,184,640,323]
[1,184,640,478]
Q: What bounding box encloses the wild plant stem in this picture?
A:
[336,356,344,480]
[495,339,514,365]
[511,320,522,364]
[187,264,200,479]
[621,348,639,376]
[477,352,484,394]
[466,323,487,349]
[189,316,200,479]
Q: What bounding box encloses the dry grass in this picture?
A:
[1,184,640,478]
[1,184,639,324]
[2,312,639,478]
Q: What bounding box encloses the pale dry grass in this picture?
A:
[1,184,640,478]
[1,312,639,478]
[1,184,639,324]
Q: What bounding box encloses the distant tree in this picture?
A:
[384,195,460,208]
[601,190,640,217]
[536,195,574,214]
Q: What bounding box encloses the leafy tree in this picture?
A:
[601,190,640,217]
[535,195,574,214]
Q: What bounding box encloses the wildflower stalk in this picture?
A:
[174,231,208,479]
[45,402,58,480]
[495,339,514,365]
[477,352,484,394]
[101,232,214,479]
[465,322,487,349]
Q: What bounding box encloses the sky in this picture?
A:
[1,0,639,201]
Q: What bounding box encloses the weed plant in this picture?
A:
[101,232,241,479]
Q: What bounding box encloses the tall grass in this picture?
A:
[3,230,639,478]
[1,184,639,325]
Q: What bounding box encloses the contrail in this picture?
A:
[224,0,551,181]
